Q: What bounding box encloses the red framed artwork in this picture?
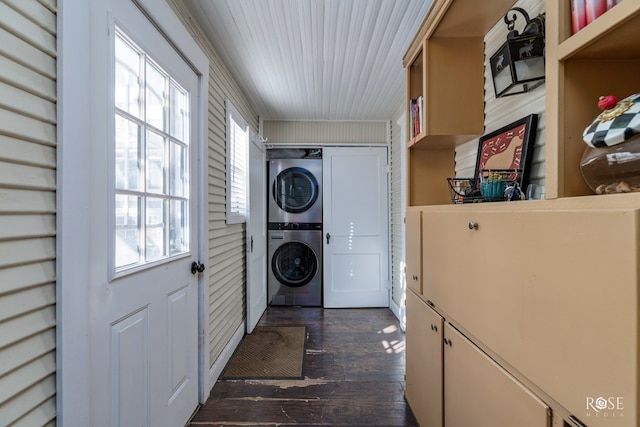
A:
[474,114,538,189]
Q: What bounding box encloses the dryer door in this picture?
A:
[273,167,319,214]
[271,241,318,288]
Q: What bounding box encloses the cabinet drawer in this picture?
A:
[444,324,550,427]
[423,207,639,425]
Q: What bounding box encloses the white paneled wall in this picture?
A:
[170,1,259,375]
[390,107,406,311]
[0,0,57,425]
[263,120,387,145]
[455,0,546,192]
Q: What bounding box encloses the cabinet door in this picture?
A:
[405,290,443,427]
[405,209,422,295]
[423,207,639,423]
[443,324,550,427]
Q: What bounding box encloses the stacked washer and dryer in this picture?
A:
[267,149,322,306]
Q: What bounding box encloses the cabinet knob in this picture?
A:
[444,337,452,346]
[430,324,438,332]
[413,275,418,281]
[468,221,478,230]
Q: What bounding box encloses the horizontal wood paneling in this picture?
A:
[0,55,56,101]
[0,81,57,124]
[0,189,56,214]
[263,120,387,145]
[0,28,56,79]
[0,2,56,55]
[0,306,56,349]
[0,329,56,377]
[0,1,57,424]
[170,0,258,372]
[390,109,404,308]
[0,107,56,145]
[455,0,546,190]
[0,352,55,405]
[0,376,55,426]
[0,283,55,323]
[0,161,56,191]
[0,135,56,168]
[3,0,56,35]
[0,215,56,240]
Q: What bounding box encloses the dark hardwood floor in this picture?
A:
[189,306,417,426]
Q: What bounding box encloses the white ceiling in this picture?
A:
[182,0,433,121]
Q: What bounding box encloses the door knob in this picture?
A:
[191,261,205,274]
[326,232,331,244]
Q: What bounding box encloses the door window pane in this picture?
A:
[115,29,190,272]
[146,130,165,194]
[115,115,141,191]
[115,194,141,268]
[170,82,189,142]
[169,141,186,197]
[170,199,188,255]
[146,198,166,260]
[146,62,166,131]
[115,36,142,118]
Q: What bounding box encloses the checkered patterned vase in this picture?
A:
[583,93,640,147]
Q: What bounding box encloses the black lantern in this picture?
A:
[490,8,546,98]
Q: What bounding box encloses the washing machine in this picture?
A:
[268,224,322,307]
[268,158,322,224]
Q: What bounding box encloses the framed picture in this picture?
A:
[474,114,538,189]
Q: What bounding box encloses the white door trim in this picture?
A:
[56,1,209,424]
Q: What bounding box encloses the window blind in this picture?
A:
[225,100,249,224]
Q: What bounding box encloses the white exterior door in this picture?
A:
[246,132,267,333]
[88,1,202,425]
[323,146,390,308]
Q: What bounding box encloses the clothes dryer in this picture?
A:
[268,158,322,224]
[268,224,322,306]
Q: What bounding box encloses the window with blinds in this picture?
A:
[225,100,249,224]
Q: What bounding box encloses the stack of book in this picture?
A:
[409,96,423,139]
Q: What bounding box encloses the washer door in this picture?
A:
[272,167,319,214]
[271,241,318,288]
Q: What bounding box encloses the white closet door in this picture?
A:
[323,146,390,308]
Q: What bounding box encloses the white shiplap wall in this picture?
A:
[170,0,259,375]
[263,120,387,145]
[0,0,57,425]
[390,106,406,311]
[455,0,546,192]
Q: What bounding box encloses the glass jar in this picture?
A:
[580,133,640,194]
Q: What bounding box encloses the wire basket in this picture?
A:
[447,170,520,204]
[447,178,482,204]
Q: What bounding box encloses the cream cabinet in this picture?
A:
[405,208,423,296]
[406,289,550,427]
[411,197,640,427]
[405,290,442,427]
[443,323,550,427]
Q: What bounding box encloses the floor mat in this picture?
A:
[221,326,307,379]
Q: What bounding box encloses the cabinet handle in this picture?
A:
[468,221,478,230]
[413,275,418,281]
[443,337,452,346]
[430,324,438,332]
